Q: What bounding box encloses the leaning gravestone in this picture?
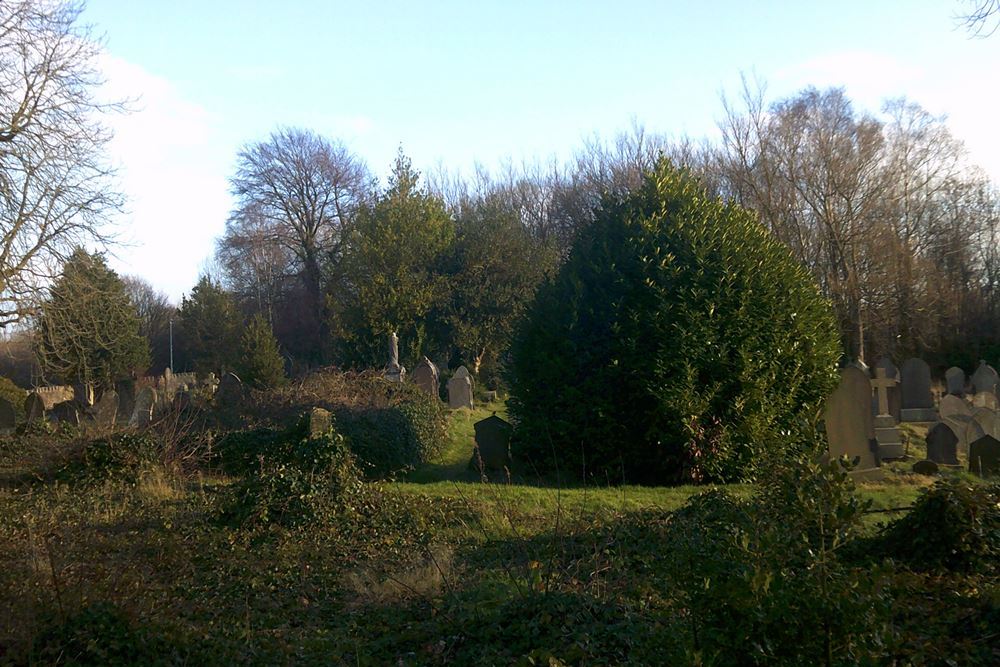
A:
[94,390,118,429]
[968,435,1000,477]
[214,373,243,407]
[411,358,440,399]
[912,460,939,476]
[0,397,15,433]
[470,413,513,472]
[925,422,960,466]
[824,366,880,476]
[131,387,156,427]
[900,358,936,422]
[24,393,45,423]
[50,400,80,426]
[447,374,474,410]
[945,367,966,396]
[971,360,999,396]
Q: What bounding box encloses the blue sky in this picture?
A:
[81,1,1000,302]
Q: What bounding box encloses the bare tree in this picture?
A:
[958,0,1000,36]
[0,0,124,326]
[227,127,368,356]
[122,275,175,372]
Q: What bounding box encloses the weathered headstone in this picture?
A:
[50,400,80,426]
[945,367,966,396]
[173,390,192,413]
[871,368,903,459]
[131,387,156,427]
[470,413,512,472]
[0,397,15,433]
[968,435,1000,477]
[214,373,243,407]
[308,407,332,438]
[970,407,1000,438]
[938,394,972,421]
[116,379,136,425]
[824,367,880,476]
[24,393,45,423]
[900,358,936,422]
[447,374,474,410]
[73,382,95,408]
[453,365,473,386]
[484,390,498,403]
[973,390,999,409]
[384,331,406,383]
[912,460,939,476]
[925,422,960,465]
[411,357,439,399]
[875,357,898,380]
[971,360,999,396]
[94,390,118,429]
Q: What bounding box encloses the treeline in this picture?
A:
[3,83,997,387]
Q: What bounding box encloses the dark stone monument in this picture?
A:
[925,422,959,466]
[971,360,999,396]
[411,357,440,399]
[95,390,118,429]
[945,367,966,397]
[50,400,80,426]
[900,358,936,422]
[215,373,243,407]
[116,379,136,426]
[132,387,156,427]
[24,393,45,423]
[470,413,513,472]
[912,460,939,476]
[968,435,1000,477]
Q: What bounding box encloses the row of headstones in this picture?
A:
[861,357,1000,423]
[408,358,476,410]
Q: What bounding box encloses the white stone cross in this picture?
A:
[871,367,896,417]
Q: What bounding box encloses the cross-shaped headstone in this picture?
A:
[871,367,896,417]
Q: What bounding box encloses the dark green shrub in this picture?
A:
[508,160,840,484]
[58,432,160,482]
[878,479,1000,573]
[236,313,286,390]
[31,601,169,666]
[0,375,26,421]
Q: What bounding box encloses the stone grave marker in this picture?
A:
[95,390,118,429]
[871,368,903,459]
[875,357,898,379]
[900,358,936,422]
[912,459,939,476]
[173,390,192,413]
[925,422,960,465]
[938,394,972,421]
[73,382,95,408]
[215,373,243,407]
[945,367,966,396]
[824,366,879,476]
[384,331,406,383]
[24,393,45,423]
[453,365,473,386]
[50,400,80,426]
[973,390,999,409]
[968,435,1000,477]
[116,380,136,425]
[0,397,15,433]
[971,360,999,396]
[308,407,332,438]
[470,413,513,472]
[411,357,439,399]
[447,374,473,410]
[132,387,156,427]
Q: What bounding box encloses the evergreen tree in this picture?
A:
[177,276,242,374]
[237,314,286,389]
[34,249,150,387]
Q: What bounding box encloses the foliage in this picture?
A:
[877,479,1000,573]
[34,249,150,387]
[333,151,455,366]
[236,313,286,390]
[0,376,26,421]
[509,160,841,484]
[177,276,242,374]
[31,602,170,667]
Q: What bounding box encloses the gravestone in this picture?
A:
[912,460,939,476]
[470,413,513,472]
[308,407,332,438]
[0,397,15,433]
[453,365,473,387]
[968,435,1000,477]
[938,394,972,421]
[871,368,903,459]
[95,390,118,429]
[384,331,406,383]
[24,393,45,423]
[411,357,439,399]
[484,390,498,403]
[824,366,880,476]
[73,383,95,408]
[973,390,999,410]
[132,387,156,427]
[945,367,966,396]
[447,374,474,410]
[900,358,936,422]
[50,400,79,426]
[925,422,959,465]
[116,379,136,425]
[875,357,898,379]
[214,373,243,407]
[971,360,999,396]
[173,390,192,413]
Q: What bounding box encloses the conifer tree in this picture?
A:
[237,314,286,389]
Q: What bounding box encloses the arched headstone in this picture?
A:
[900,358,935,422]
[824,367,879,475]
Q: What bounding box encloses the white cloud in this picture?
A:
[97,55,231,303]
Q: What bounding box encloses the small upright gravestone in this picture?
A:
[970,361,999,395]
[308,407,332,438]
[900,358,936,422]
[973,391,999,410]
[912,460,939,476]
[24,393,45,423]
[925,422,959,466]
[447,374,474,410]
[0,397,16,433]
[470,413,513,472]
[411,357,439,399]
[824,367,880,477]
[131,387,156,427]
[116,379,136,425]
[945,367,966,397]
[871,368,903,459]
[95,390,118,429]
[215,373,243,407]
[968,435,1000,477]
[50,400,80,426]
[73,382,95,408]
